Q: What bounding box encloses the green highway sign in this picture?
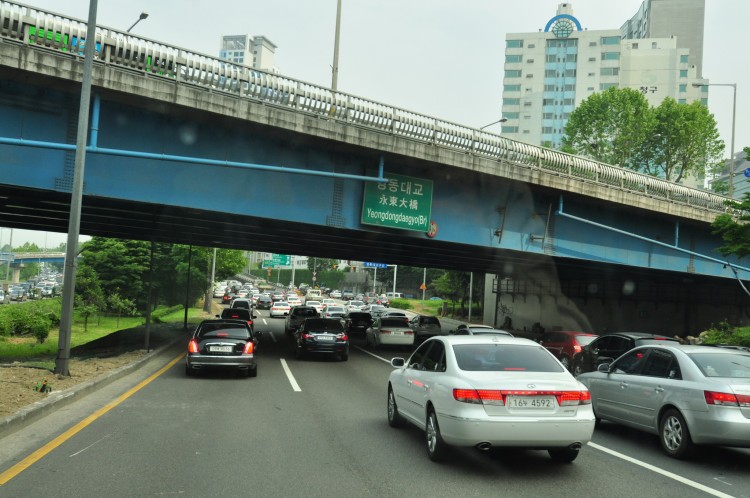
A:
[262,254,291,268]
[361,173,433,232]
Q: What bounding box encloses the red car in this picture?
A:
[538,331,599,372]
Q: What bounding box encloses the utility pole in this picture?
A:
[331,0,342,91]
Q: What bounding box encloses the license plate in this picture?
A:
[316,336,334,341]
[507,396,555,409]
[210,346,233,353]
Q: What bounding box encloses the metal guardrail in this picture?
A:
[0,0,732,215]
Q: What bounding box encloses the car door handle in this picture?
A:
[654,386,664,393]
[619,382,628,389]
[407,379,413,386]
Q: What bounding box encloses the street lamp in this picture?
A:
[693,82,737,197]
[479,117,508,131]
[331,0,342,91]
[127,11,148,33]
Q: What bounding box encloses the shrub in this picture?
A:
[699,324,750,348]
[29,315,52,343]
[0,315,11,337]
[389,299,412,310]
[151,304,184,323]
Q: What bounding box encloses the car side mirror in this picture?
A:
[391,357,405,368]
[597,363,611,373]
[252,314,257,319]
[215,314,220,318]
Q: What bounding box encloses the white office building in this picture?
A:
[502,1,707,151]
[219,34,278,73]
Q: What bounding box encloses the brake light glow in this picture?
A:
[573,344,582,353]
[188,340,199,353]
[302,333,314,340]
[704,390,750,407]
[337,333,348,341]
[381,329,392,335]
[404,330,414,335]
[452,389,591,406]
[243,341,254,354]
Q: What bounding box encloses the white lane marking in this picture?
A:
[262,319,268,325]
[265,330,277,343]
[588,442,735,498]
[280,359,301,392]
[354,345,391,364]
[69,433,112,457]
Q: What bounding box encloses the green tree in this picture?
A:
[307,258,339,272]
[108,292,137,328]
[635,98,724,182]
[562,87,655,168]
[74,265,105,332]
[79,238,151,309]
[712,193,750,259]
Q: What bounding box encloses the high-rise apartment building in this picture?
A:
[502,1,707,150]
[219,34,278,72]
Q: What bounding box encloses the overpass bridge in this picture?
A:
[0,1,746,334]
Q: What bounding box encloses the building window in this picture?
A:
[566,54,577,62]
[506,54,522,63]
[524,101,532,106]
[601,52,620,60]
[545,54,557,62]
[528,43,535,48]
[562,98,574,105]
[589,41,597,46]
[679,84,687,92]
[543,99,555,105]
[542,127,554,133]
[523,130,530,134]
[526,59,535,63]
[501,126,519,133]
[503,98,520,105]
[504,112,520,119]
[701,98,708,106]
[588,72,595,76]
[564,84,575,91]
[544,69,557,77]
[680,54,688,63]
[506,39,523,48]
[679,70,688,78]
[587,87,594,91]
[504,84,521,92]
[505,70,522,78]
[564,69,576,77]
[600,67,619,76]
[678,98,687,104]
[588,57,596,62]
[600,82,619,90]
[631,42,639,49]
[526,73,534,78]
[652,42,657,49]
[601,36,621,45]
[543,113,555,119]
[544,84,556,91]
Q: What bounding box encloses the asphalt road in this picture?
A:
[1,304,749,497]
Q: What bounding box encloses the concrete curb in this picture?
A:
[0,338,182,440]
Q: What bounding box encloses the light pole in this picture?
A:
[331,0,342,91]
[127,11,148,33]
[693,82,737,197]
[479,117,507,131]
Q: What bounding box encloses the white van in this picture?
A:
[386,292,403,299]
[306,289,322,300]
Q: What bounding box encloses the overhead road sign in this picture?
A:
[363,262,388,268]
[262,254,291,268]
[362,173,433,232]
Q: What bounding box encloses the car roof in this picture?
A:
[633,343,750,355]
[600,332,675,340]
[435,336,538,346]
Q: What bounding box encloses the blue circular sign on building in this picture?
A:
[744,167,750,178]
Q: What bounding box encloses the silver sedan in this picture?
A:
[578,344,750,458]
[387,336,595,462]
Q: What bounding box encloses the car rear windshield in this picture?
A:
[421,317,440,325]
[690,353,750,378]
[221,309,250,320]
[381,318,408,327]
[349,312,371,319]
[294,308,318,317]
[453,344,563,372]
[304,319,344,332]
[197,323,250,340]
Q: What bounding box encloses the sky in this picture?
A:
[6,0,748,247]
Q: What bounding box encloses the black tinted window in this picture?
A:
[640,349,675,378]
[221,309,250,320]
[612,349,646,374]
[381,318,408,327]
[421,316,440,325]
[422,342,446,372]
[409,342,431,369]
[303,319,344,332]
[197,323,250,340]
[294,308,318,317]
[453,344,563,372]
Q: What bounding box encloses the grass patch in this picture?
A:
[0,306,212,361]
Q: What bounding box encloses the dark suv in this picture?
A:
[572,332,678,376]
[218,308,256,332]
[294,318,349,361]
[285,306,319,335]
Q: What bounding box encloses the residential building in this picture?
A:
[219,34,278,72]
[502,1,707,152]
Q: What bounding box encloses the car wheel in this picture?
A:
[548,447,579,463]
[560,355,571,371]
[247,366,257,378]
[295,346,304,360]
[185,365,194,377]
[660,409,694,458]
[572,360,583,377]
[387,386,406,428]
[340,352,349,361]
[426,408,448,462]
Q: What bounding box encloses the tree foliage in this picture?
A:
[562,89,725,183]
[712,194,750,259]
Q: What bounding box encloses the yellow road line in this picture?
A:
[0,353,184,486]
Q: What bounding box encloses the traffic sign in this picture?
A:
[363,262,388,268]
[744,167,750,178]
[262,254,291,268]
[419,283,427,290]
[362,172,433,232]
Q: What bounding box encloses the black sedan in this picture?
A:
[345,311,373,336]
[572,332,678,376]
[186,320,258,377]
[294,318,349,361]
[256,296,273,310]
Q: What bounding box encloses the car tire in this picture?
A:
[560,355,571,371]
[295,346,304,360]
[247,366,257,378]
[185,365,194,377]
[572,360,583,377]
[426,408,448,462]
[659,409,694,458]
[340,352,349,361]
[387,386,406,428]
[548,447,579,463]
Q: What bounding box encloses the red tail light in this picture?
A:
[247,320,253,326]
[188,340,199,353]
[302,333,314,340]
[381,329,392,335]
[573,344,582,353]
[243,341,254,354]
[337,333,348,341]
[704,390,749,407]
[404,330,414,335]
[452,389,591,406]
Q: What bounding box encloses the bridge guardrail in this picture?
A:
[0,0,732,215]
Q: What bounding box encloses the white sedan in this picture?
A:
[387,336,595,462]
[269,301,291,317]
[287,295,302,307]
[346,300,365,313]
[365,317,415,348]
[305,300,324,313]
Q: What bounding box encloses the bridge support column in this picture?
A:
[12,266,21,283]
